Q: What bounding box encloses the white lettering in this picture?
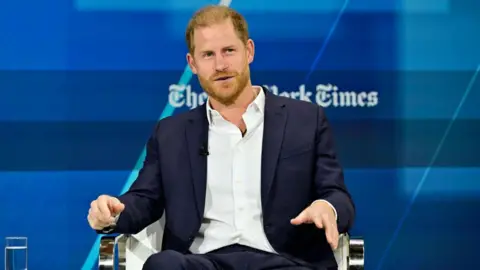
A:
[367,91,379,107]
[168,84,186,108]
[298,84,312,102]
[338,92,357,107]
[356,92,367,107]
[168,83,379,109]
[198,92,208,106]
[316,84,333,107]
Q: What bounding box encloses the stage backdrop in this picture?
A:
[1,0,479,269]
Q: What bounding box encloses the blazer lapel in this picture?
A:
[261,90,287,211]
[185,106,209,221]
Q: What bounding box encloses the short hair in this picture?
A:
[185,5,249,54]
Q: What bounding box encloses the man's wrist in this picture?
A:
[311,199,338,221]
[100,214,120,234]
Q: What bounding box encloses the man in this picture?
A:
[87,5,355,270]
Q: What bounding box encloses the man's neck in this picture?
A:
[209,84,259,132]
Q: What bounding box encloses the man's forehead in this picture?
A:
[193,20,238,43]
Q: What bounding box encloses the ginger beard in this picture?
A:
[197,61,250,106]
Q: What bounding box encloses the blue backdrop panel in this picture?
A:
[0,0,479,269]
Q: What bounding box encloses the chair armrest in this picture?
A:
[99,234,128,270]
[97,233,364,270]
[348,236,364,270]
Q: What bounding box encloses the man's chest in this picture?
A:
[206,121,264,195]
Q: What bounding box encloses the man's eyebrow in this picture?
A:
[198,46,236,55]
[199,49,213,55]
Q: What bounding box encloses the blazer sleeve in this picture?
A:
[313,107,355,233]
[113,122,165,234]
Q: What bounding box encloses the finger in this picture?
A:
[328,218,339,248]
[313,213,338,249]
[322,214,339,249]
[90,201,106,226]
[321,214,334,246]
[328,227,339,250]
[109,198,125,215]
[312,215,324,229]
[92,199,114,225]
[90,200,101,221]
[97,196,114,221]
[87,213,103,230]
[88,208,104,230]
[112,203,125,215]
[290,210,310,225]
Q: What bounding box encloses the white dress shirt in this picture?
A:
[189,86,336,254]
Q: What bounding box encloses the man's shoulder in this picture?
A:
[271,93,324,116]
[158,108,195,124]
[152,105,205,134]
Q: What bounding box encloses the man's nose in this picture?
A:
[214,54,229,71]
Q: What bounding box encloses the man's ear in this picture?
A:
[186,53,197,74]
[246,39,255,64]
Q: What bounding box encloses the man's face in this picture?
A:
[187,19,254,106]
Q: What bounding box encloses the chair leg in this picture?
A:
[99,234,128,270]
[348,238,364,270]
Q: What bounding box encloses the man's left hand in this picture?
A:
[290,201,339,250]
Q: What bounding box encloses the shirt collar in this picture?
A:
[206,85,265,126]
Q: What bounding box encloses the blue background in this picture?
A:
[1,0,479,269]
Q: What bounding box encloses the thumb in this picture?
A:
[290,209,310,225]
[109,198,125,215]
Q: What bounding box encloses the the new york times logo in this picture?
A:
[168,84,379,109]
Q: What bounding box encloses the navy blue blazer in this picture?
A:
[112,88,355,269]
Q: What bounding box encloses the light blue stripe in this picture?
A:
[121,65,194,194]
[80,66,193,270]
[375,64,480,270]
[303,0,349,83]
[159,65,194,120]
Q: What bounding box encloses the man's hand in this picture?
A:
[87,195,125,230]
[290,200,339,250]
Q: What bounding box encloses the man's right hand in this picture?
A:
[87,195,125,230]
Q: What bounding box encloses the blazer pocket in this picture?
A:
[279,143,313,160]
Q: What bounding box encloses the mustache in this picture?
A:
[210,72,238,81]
